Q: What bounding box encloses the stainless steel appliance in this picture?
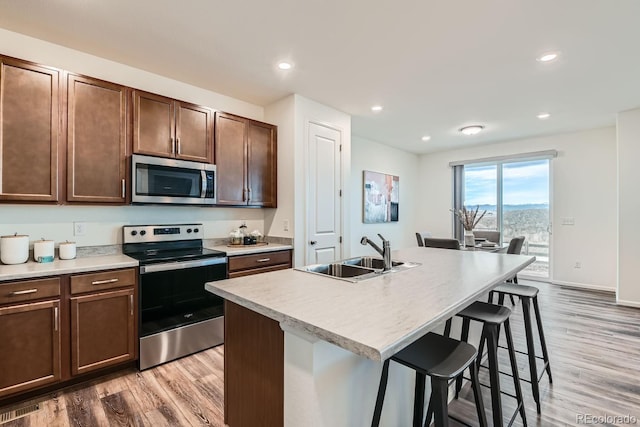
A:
[131,154,216,205]
[123,223,227,370]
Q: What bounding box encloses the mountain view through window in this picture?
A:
[464,159,550,277]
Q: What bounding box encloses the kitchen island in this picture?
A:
[205,246,535,427]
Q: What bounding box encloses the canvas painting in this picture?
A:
[363,170,399,223]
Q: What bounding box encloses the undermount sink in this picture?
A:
[297,257,421,282]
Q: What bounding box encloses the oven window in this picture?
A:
[139,262,226,337]
[136,163,202,198]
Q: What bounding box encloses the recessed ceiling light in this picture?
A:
[421,136,431,141]
[537,112,551,120]
[459,125,484,136]
[277,61,293,70]
[371,105,383,112]
[537,52,559,62]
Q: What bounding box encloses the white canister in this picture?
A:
[34,239,55,262]
[59,241,77,260]
[0,233,30,265]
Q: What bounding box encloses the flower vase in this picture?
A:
[464,230,475,248]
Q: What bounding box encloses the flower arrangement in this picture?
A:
[452,205,487,231]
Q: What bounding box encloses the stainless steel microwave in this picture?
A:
[131,154,216,205]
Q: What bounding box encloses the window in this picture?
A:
[452,152,554,279]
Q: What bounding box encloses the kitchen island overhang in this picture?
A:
[206,247,535,427]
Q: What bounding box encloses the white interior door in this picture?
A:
[306,122,342,265]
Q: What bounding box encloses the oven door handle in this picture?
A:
[140,257,228,274]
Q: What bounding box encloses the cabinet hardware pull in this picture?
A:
[256,258,271,263]
[129,294,134,316]
[10,289,38,296]
[242,188,246,202]
[247,187,251,202]
[121,179,126,198]
[177,138,181,155]
[91,278,119,285]
[310,240,317,245]
[171,137,175,154]
[54,306,59,332]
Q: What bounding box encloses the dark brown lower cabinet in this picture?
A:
[224,301,284,427]
[0,299,61,397]
[0,268,137,402]
[70,287,135,375]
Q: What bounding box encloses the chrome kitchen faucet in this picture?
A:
[360,234,392,271]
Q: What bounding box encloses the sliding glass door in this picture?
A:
[462,159,551,279]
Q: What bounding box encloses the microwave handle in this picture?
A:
[201,170,207,198]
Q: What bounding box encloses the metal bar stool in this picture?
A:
[371,332,487,427]
[451,301,528,427]
[488,282,553,413]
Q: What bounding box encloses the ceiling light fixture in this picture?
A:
[537,112,551,119]
[371,105,383,112]
[421,136,431,141]
[459,125,484,136]
[277,61,293,70]
[537,52,559,63]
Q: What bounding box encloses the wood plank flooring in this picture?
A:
[2,281,639,426]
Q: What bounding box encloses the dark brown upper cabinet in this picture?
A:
[215,112,277,207]
[0,56,60,202]
[66,74,129,204]
[132,90,212,163]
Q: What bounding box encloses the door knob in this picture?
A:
[310,240,317,245]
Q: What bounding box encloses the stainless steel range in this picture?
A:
[123,224,227,370]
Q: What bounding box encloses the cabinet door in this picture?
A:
[132,90,175,158]
[215,112,247,205]
[176,102,212,163]
[67,74,128,203]
[0,300,61,397]
[247,121,277,207]
[70,288,135,376]
[0,57,59,202]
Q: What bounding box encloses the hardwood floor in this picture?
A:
[2,281,639,426]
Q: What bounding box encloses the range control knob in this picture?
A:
[140,230,147,236]
[194,228,199,233]
[186,228,193,233]
[130,230,138,236]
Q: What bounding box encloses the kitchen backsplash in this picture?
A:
[1,204,270,248]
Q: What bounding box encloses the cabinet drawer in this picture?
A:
[228,250,291,272]
[0,277,60,305]
[71,268,136,295]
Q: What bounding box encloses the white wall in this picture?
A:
[264,95,296,240]
[350,136,420,256]
[0,29,267,248]
[617,109,640,306]
[417,127,617,291]
[266,95,352,267]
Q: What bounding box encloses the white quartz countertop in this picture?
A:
[205,246,534,361]
[0,254,138,282]
[207,243,293,256]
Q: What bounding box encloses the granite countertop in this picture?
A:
[207,242,293,256]
[205,246,534,361]
[0,254,138,282]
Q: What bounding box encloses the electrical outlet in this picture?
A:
[574,261,581,269]
[283,219,289,232]
[74,222,87,236]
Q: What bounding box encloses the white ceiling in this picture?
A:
[1,0,639,154]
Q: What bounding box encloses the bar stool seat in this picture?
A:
[454,301,527,427]
[371,332,487,427]
[489,282,553,414]
[493,283,538,298]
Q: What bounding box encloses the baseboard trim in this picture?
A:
[551,280,615,293]
[616,299,640,308]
